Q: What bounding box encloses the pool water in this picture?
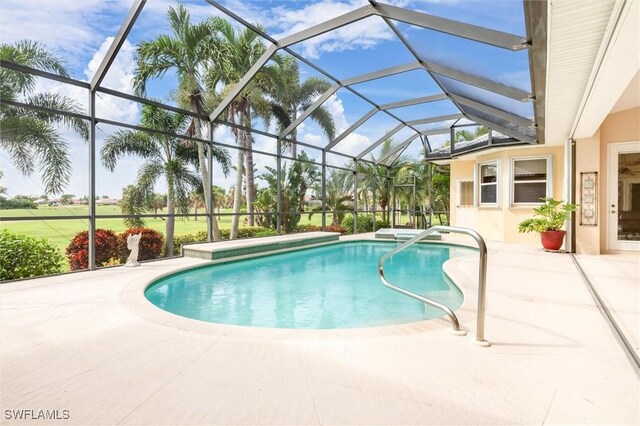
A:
[145,241,474,329]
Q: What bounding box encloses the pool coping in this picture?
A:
[120,236,483,340]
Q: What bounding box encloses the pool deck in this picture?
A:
[1,234,638,425]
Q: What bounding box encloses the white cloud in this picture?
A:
[271,0,394,59]
[337,132,372,157]
[0,0,132,72]
[302,133,322,145]
[323,95,349,133]
[91,38,139,123]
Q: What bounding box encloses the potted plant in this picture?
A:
[518,197,579,251]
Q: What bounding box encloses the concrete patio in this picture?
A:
[1,236,638,425]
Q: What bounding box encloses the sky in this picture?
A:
[0,0,530,198]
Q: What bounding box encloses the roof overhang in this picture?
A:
[544,0,639,145]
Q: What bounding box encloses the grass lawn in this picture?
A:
[2,205,441,273]
[1,205,326,255]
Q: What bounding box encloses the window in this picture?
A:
[511,156,552,204]
[458,180,474,207]
[477,161,499,206]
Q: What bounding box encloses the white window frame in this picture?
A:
[509,155,553,206]
[475,160,501,208]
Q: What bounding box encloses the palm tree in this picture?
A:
[133,5,227,239]
[0,40,88,195]
[308,168,353,226]
[271,56,336,158]
[294,152,321,214]
[206,21,288,236]
[356,139,404,223]
[101,105,201,257]
[211,185,225,213]
[189,190,205,220]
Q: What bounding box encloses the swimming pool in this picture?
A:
[145,241,474,329]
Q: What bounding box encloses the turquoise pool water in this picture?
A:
[145,241,473,329]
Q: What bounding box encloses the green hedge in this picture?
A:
[0,230,64,281]
[172,227,277,254]
[341,214,389,234]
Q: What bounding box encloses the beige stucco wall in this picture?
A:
[575,131,601,254]
[575,107,640,254]
[450,145,565,244]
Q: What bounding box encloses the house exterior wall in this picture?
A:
[449,145,565,244]
[575,107,640,254]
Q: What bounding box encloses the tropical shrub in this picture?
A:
[172,231,208,254]
[66,229,119,270]
[171,227,277,254]
[341,214,390,234]
[0,197,38,209]
[233,227,276,239]
[0,230,63,280]
[518,198,579,233]
[293,224,322,233]
[326,224,348,235]
[118,228,164,262]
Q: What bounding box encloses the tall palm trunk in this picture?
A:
[230,146,244,239]
[243,112,255,226]
[230,111,245,239]
[290,113,297,159]
[165,182,175,257]
[190,99,219,240]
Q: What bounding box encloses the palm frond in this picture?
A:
[24,93,89,140]
[0,116,71,194]
[100,130,158,171]
[309,105,336,141]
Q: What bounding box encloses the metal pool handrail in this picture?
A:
[378,225,490,346]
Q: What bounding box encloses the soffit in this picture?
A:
[544,0,615,145]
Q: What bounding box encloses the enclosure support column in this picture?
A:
[428,163,433,228]
[207,124,214,242]
[276,139,282,235]
[372,185,377,232]
[353,167,358,234]
[321,151,327,231]
[412,177,416,229]
[88,91,96,270]
[387,167,393,228]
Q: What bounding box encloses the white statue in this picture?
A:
[124,233,142,267]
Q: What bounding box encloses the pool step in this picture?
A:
[396,232,441,241]
[375,228,442,241]
[182,232,341,262]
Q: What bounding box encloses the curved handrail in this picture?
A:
[378,225,489,346]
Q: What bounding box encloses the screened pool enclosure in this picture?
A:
[0,0,545,273]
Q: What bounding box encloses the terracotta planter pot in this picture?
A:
[540,230,566,251]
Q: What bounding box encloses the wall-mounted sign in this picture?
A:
[580,172,597,226]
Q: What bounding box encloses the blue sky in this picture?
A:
[0,0,530,198]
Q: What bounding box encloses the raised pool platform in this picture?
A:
[182,231,341,261]
[375,228,442,241]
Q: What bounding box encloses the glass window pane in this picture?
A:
[514,159,547,181]
[480,164,497,183]
[514,182,546,204]
[480,185,496,204]
[617,152,640,241]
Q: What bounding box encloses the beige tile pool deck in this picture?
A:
[1,234,638,425]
